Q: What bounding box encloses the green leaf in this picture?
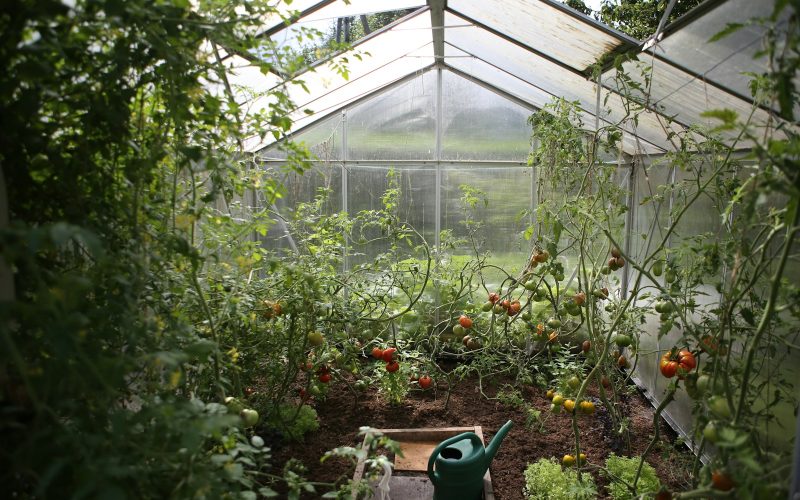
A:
[708,22,744,42]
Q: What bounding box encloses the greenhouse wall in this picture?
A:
[258,65,799,459]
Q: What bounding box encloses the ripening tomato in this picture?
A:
[581,340,591,353]
[660,349,695,378]
[508,301,521,316]
[459,315,473,329]
[563,399,575,413]
[371,347,384,360]
[579,400,596,415]
[488,292,500,304]
[611,247,622,259]
[419,375,433,389]
[307,331,324,347]
[562,454,575,466]
[382,347,397,363]
[711,470,734,491]
[318,372,332,383]
[659,356,678,378]
[385,361,400,373]
[573,292,586,306]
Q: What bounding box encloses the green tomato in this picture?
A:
[547,318,562,329]
[703,421,720,443]
[708,396,732,420]
[354,380,368,392]
[240,408,260,428]
[614,334,632,347]
[521,310,532,321]
[307,331,324,347]
[453,324,465,337]
[567,376,581,390]
[652,260,663,276]
[550,403,562,414]
[695,375,710,395]
[665,269,677,283]
[224,396,245,414]
[524,280,538,291]
[481,301,493,312]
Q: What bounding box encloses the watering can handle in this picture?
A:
[426,432,482,487]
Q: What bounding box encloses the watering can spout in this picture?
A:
[484,420,513,463]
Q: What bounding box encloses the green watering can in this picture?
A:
[427,420,513,500]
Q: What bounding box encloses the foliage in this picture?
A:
[603,454,660,499]
[0,0,374,497]
[523,458,597,500]
[598,0,704,40]
[267,404,320,442]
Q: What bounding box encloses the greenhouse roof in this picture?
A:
[234,0,789,154]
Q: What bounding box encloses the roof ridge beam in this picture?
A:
[427,0,446,63]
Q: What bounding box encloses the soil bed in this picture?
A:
[269,366,693,499]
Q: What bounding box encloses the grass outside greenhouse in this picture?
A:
[1,0,799,499]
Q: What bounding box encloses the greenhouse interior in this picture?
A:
[1,0,799,498]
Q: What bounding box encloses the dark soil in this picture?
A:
[268,365,693,499]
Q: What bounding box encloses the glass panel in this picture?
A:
[657,0,784,103]
[628,159,672,417]
[346,72,436,160]
[247,13,435,151]
[346,165,437,266]
[444,46,664,155]
[602,59,768,146]
[220,55,281,100]
[260,162,343,254]
[444,12,673,153]
[262,2,425,71]
[449,0,629,70]
[259,0,424,38]
[259,113,343,160]
[441,165,534,287]
[441,70,532,161]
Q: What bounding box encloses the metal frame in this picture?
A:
[428,0,446,62]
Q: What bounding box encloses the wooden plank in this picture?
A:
[394,441,440,471]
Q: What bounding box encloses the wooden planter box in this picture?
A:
[351,426,495,500]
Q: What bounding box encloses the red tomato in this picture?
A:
[385,361,400,373]
[318,373,332,383]
[488,292,500,304]
[711,470,734,491]
[419,375,433,389]
[501,299,511,310]
[381,347,397,362]
[507,300,521,316]
[459,315,473,329]
[660,349,696,378]
[660,354,678,378]
[371,347,384,360]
